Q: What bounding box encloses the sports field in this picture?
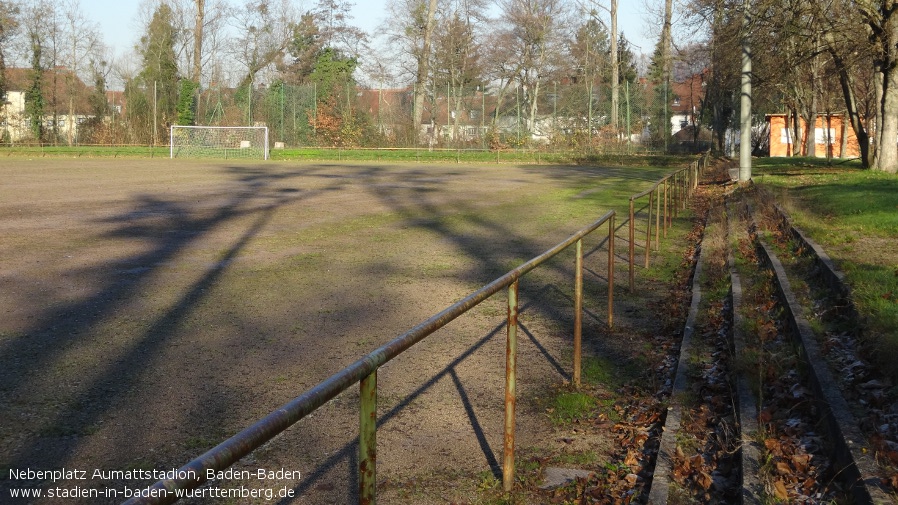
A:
[0,158,677,503]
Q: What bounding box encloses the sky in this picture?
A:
[87,0,657,82]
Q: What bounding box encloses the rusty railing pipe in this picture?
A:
[503,280,520,492]
[359,371,377,505]
[574,239,584,385]
[645,190,653,269]
[122,211,616,505]
[607,214,615,329]
[628,198,635,292]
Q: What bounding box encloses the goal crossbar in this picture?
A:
[170,125,270,160]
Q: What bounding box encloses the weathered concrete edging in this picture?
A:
[755,238,892,504]
[725,198,763,505]
[645,228,706,504]
[773,205,853,300]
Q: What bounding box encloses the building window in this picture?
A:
[781,128,801,144]
[470,109,480,119]
[672,98,680,106]
[815,128,836,145]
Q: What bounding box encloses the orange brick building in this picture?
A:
[766,113,861,158]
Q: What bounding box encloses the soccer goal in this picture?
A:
[170,125,270,160]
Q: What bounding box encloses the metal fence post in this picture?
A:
[359,370,377,505]
[607,215,615,329]
[673,172,680,217]
[574,240,584,386]
[664,177,671,238]
[655,186,661,251]
[645,190,653,269]
[503,280,520,492]
[628,199,635,292]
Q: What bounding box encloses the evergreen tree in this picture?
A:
[646,40,671,146]
[138,4,179,140]
[177,80,199,125]
[25,32,44,142]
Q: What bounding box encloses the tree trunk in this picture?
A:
[413,0,438,143]
[193,0,204,84]
[876,61,898,172]
[827,44,871,166]
[792,108,801,156]
[785,108,794,156]
[529,79,540,133]
[806,49,819,158]
[873,61,883,168]
[840,113,848,159]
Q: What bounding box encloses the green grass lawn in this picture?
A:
[2,144,688,166]
[753,157,898,374]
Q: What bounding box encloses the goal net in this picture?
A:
[170,125,269,160]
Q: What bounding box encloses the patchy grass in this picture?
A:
[753,158,898,378]
[549,391,597,424]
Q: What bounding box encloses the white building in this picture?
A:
[1,67,95,143]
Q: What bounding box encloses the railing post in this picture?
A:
[676,172,682,214]
[503,280,520,492]
[671,173,677,219]
[694,161,699,190]
[628,199,635,292]
[645,190,653,269]
[682,170,688,208]
[574,239,584,386]
[655,185,661,251]
[664,177,671,238]
[359,370,377,505]
[607,214,615,329]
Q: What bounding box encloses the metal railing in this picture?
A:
[628,152,710,290]
[124,210,617,505]
[122,152,710,504]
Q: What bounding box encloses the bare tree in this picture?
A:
[193,0,204,83]
[856,0,898,173]
[432,0,487,142]
[61,0,103,144]
[230,0,296,88]
[0,1,20,127]
[313,0,368,59]
[488,0,573,135]
[15,0,61,142]
[381,0,441,141]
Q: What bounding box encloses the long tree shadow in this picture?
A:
[273,165,646,501]
[276,291,563,503]
[0,161,660,501]
[0,164,388,490]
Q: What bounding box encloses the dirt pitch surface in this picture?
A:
[0,158,679,504]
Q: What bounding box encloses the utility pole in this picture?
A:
[662,0,672,152]
[610,0,618,135]
[153,80,157,147]
[739,0,752,182]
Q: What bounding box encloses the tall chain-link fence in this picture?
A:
[3,78,706,154]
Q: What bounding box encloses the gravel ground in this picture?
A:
[0,158,681,504]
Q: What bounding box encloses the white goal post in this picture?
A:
[170,125,270,160]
